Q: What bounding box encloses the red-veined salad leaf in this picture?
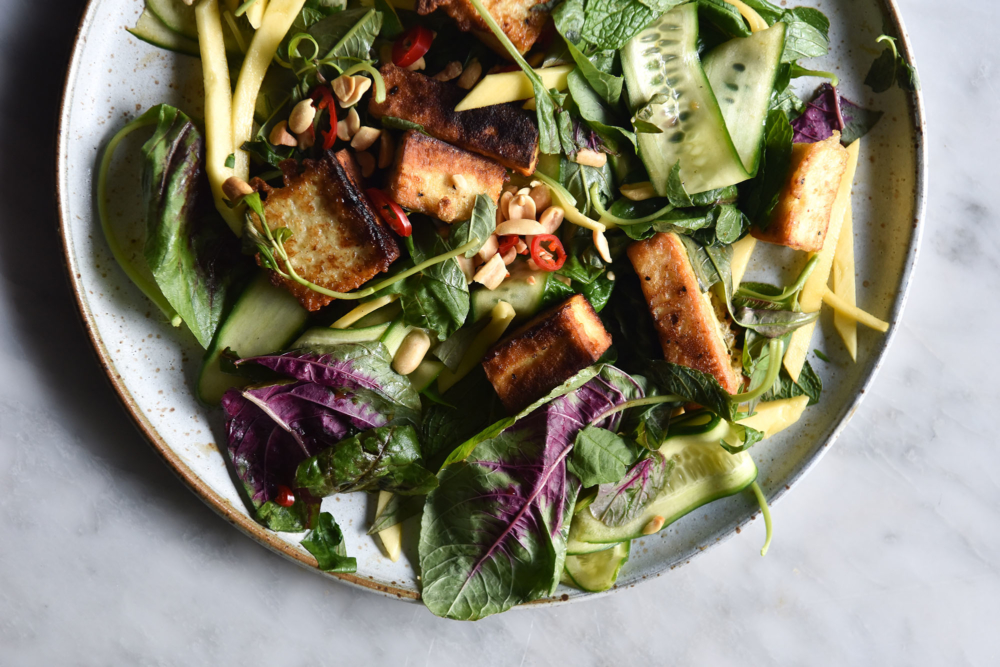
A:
[419,366,642,620]
[791,83,883,145]
[588,452,671,526]
[221,343,421,532]
[141,105,248,348]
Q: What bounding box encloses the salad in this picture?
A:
[99,0,915,620]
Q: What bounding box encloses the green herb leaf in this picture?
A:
[698,0,751,39]
[564,39,623,106]
[646,361,737,421]
[864,35,919,93]
[740,109,793,228]
[373,0,403,38]
[589,452,671,526]
[302,512,357,572]
[450,194,497,259]
[310,8,382,70]
[141,105,248,348]
[295,424,438,497]
[569,426,641,487]
[761,361,822,405]
[224,153,236,168]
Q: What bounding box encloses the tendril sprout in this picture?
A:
[589,183,675,226]
[749,481,773,556]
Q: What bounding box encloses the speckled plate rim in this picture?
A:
[56,0,926,608]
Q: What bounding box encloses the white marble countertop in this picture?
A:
[2,0,998,664]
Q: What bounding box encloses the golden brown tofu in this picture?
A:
[416,0,550,55]
[369,64,539,176]
[388,131,506,222]
[482,295,612,413]
[250,151,400,311]
[627,233,742,395]
[751,133,849,252]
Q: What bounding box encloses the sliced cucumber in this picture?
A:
[408,360,444,393]
[703,23,787,175]
[567,532,616,556]
[198,272,308,405]
[291,322,391,348]
[470,261,549,323]
[379,318,413,357]
[564,541,630,592]
[621,2,749,195]
[572,420,758,544]
[128,9,201,57]
[146,0,247,54]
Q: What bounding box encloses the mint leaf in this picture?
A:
[569,426,641,487]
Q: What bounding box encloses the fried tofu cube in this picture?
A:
[482,294,612,413]
[369,64,539,176]
[751,133,849,252]
[627,233,742,395]
[416,0,550,55]
[250,150,400,311]
[388,131,506,222]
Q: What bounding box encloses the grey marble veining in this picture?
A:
[1,0,998,664]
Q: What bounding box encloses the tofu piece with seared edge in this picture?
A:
[388,130,506,222]
[627,232,742,394]
[482,295,612,413]
[369,64,539,176]
[751,133,849,252]
[415,0,550,55]
[250,150,400,311]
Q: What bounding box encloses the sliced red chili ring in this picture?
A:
[366,188,412,237]
[309,87,338,150]
[392,26,433,68]
[274,485,295,508]
[310,86,335,110]
[530,234,566,272]
[496,234,519,256]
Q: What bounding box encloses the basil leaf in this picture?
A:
[740,109,793,228]
[761,361,822,405]
[302,512,357,572]
[646,361,738,421]
[698,0,751,39]
[564,39,623,106]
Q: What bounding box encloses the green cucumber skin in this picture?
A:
[379,319,413,357]
[128,10,201,58]
[291,323,392,348]
[470,263,549,323]
[564,541,631,592]
[197,272,308,405]
[573,423,759,544]
[408,360,444,393]
[702,23,787,175]
[622,3,750,195]
[145,0,245,55]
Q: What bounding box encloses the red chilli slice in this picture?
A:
[497,234,519,256]
[530,234,566,272]
[392,26,433,68]
[274,485,295,508]
[366,188,412,237]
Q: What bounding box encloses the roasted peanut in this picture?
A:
[433,61,463,82]
[222,176,253,202]
[378,131,395,169]
[269,121,297,147]
[351,126,381,151]
[507,194,536,222]
[392,329,432,375]
[538,206,564,233]
[529,184,552,212]
[356,151,376,177]
[288,98,316,134]
[574,148,607,168]
[456,59,482,90]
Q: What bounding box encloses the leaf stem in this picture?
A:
[97,110,182,327]
[244,192,478,300]
[533,172,606,232]
[590,183,674,226]
[342,61,386,103]
[729,338,782,404]
[749,480,772,556]
[589,395,683,425]
[736,255,819,304]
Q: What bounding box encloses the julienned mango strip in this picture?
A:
[783,138,861,381]
[231,0,308,182]
[821,288,889,333]
[195,0,242,234]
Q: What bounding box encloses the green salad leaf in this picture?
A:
[568,425,642,487]
[141,105,247,348]
[302,512,358,572]
[450,195,497,259]
[864,34,919,93]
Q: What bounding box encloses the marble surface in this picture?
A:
[1,0,997,664]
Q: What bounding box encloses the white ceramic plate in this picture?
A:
[57,0,926,604]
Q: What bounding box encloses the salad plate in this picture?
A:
[57,0,925,609]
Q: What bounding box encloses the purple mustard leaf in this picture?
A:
[792,83,883,145]
[418,366,641,620]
